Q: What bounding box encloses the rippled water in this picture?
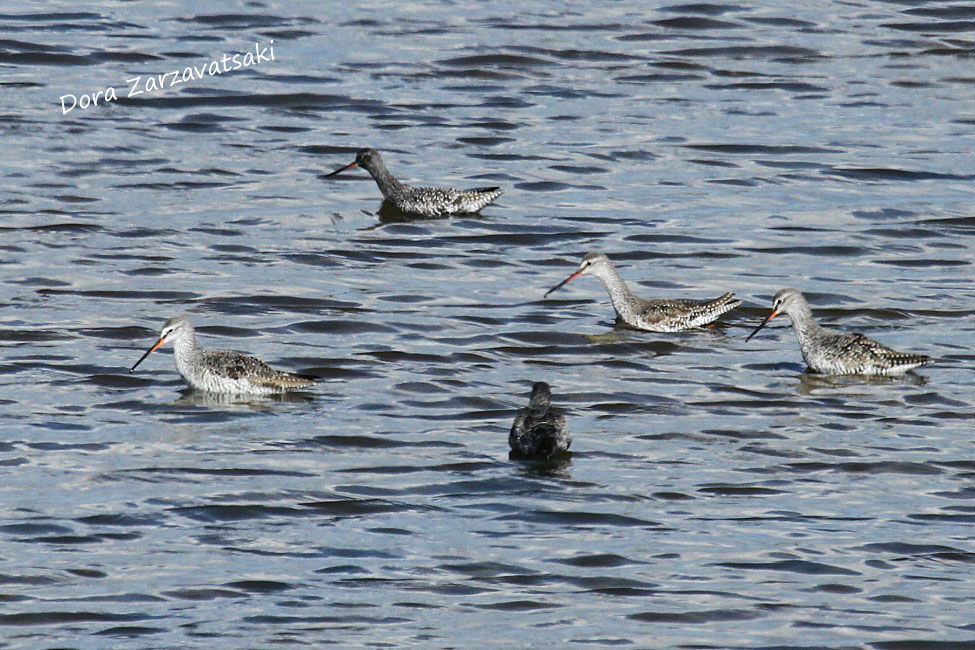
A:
[2,1,973,647]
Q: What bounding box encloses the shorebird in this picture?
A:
[545,252,740,332]
[509,382,571,459]
[323,148,502,217]
[745,288,933,376]
[129,314,317,394]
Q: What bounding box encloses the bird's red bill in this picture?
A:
[544,270,584,298]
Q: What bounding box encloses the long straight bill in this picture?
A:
[544,270,583,298]
[323,161,358,178]
[130,337,166,372]
[745,309,779,342]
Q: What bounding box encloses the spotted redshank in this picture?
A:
[323,148,502,217]
[545,252,740,331]
[509,382,571,459]
[130,314,317,394]
[745,288,933,375]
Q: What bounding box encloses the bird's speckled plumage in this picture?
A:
[545,252,740,332]
[130,315,317,394]
[509,382,571,459]
[746,288,933,376]
[325,148,502,218]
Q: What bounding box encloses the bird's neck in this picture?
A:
[529,397,550,418]
[595,267,637,319]
[172,328,199,372]
[365,159,406,198]
[788,302,823,346]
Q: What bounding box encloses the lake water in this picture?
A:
[1,1,973,647]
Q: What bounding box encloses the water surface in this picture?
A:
[1,1,973,647]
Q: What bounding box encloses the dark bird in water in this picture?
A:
[323,148,502,218]
[509,382,571,459]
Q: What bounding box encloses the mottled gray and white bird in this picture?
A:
[130,314,317,394]
[746,288,933,376]
[324,148,502,217]
[545,252,740,332]
[509,382,571,459]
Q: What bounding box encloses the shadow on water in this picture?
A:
[613,315,738,335]
[377,200,500,224]
[584,330,634,344]
[577,322,738,351]
[173,388,319,408]
[377,200,444,224]
[350,201,451,229]
[509,450,573,477]
[795,369,928,395]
